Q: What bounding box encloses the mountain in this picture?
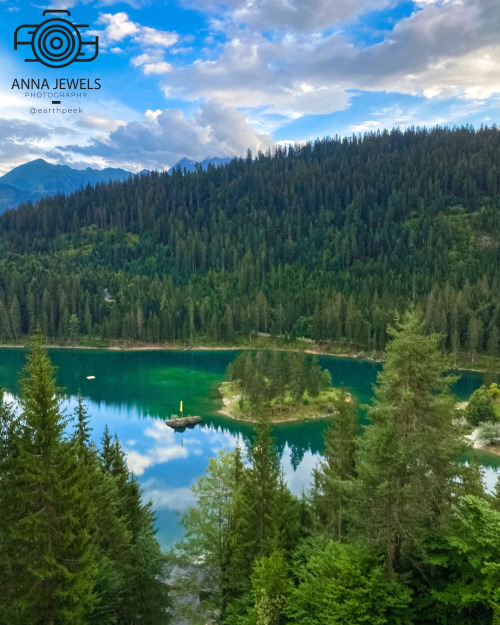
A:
[0,159,132,213]
[171,156,232,172]
[0,183,38,214]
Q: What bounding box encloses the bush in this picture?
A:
[287,538,412,625]
[487,382,500,401]
[478,422,500,445]
[466,387,496,426]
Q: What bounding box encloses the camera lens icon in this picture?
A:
[14,10,99,69]
[34,20,81,67]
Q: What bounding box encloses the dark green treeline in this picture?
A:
[0,333,170,625]
[1,126,500,358]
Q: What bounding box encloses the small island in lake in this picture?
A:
[219,350,345,423]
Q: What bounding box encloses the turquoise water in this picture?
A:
[0,348,495,548]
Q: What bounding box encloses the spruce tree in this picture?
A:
[105,435,170,624]
[75,393,93,457]
[1,330,97,625]
[353,310,467,573]
[311,389,357,540]
[0,391,21,621]
[73,405,128,625]
[243,413,280,560]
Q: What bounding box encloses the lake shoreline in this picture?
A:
[217,407,333,425]
[0,341,488,374]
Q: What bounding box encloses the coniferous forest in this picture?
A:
[1,127,500,360]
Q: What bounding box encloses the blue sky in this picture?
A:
[0,0,499,174]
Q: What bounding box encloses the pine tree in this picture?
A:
[0,391,21,621]
[240,414,280,570]
[69,313,80,343]
[75,393,92,454]
[311,389,357,541]
[105,435,170,624]
[101,425,113,472]
[1,330,97,624]
[72,400,127,625]
[352,310,467,573]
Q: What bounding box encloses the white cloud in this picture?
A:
[126,450,154,475]
[58,100,274,171]
[138,26,178,48]
[97,12,139,42]
[156,0,500,127]
[124,421,189,475]
[143,62,173,75]
[281,446,320,497]
[142,485,195,511]
[132,53,173,75]
[78,114,126,132]
[95,11,178,54]
[181,0,395,33]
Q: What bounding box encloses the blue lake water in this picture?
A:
[0,348,496,549]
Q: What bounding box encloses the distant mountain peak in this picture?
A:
[0,159,133,214]
[171,156,232,172]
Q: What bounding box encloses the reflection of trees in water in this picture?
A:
[290,443,307,470]
[201,417,323,469]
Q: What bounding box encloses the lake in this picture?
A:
[1,347,497,549]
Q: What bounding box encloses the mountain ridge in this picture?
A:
[0,159,133,213]
[0,156,233,213]
[171,156,232,172]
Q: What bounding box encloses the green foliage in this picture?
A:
[240,416,281,561]
[249,550,291,625]
[287,537,412,625]
[177,310,500,625]
[311,389,357,540]
[227,351,332,414]
[182,449,241,613]
[181,418,304,623]
[477,421,500,444]
[352,310,467,572]
[421,496,500,625]
[487,382,500,401]
[0,330,97,624]
[466,386,497,426]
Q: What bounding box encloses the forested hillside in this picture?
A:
[1,126,500,357]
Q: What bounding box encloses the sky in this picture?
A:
[0,0,499,174]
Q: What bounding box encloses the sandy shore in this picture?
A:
[217,407,334,425]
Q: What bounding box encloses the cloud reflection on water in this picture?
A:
[2,389,499,548]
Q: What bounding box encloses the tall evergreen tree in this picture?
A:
[352,310,467,573]
[242,414,281,561]
[0,330,97,625]
[0,391,21,622]
[105,435,170,625]
[311,390,357,540]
